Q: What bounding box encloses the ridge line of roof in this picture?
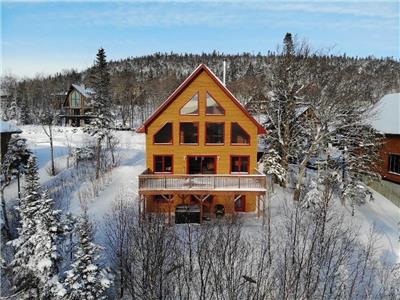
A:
[137,64,266,134]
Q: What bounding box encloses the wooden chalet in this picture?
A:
[137,64,268,223]
[61,84,95,127]
[0,121,22,162]
[372,93,400,184]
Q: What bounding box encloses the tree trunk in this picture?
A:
[49,125,55,176]
[1,186,10,239]
[96,139,101,179]
[17,171,21,200]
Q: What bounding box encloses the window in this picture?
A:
[206,123,224,144]
[180,123,198,144]
[154,123,173,144]
[71,91,81,107]
[389,154,400,174]
[154,155,173,173]
[231,123,250,144]
[231,156,249,173]
[180,93,199,115]
[188,156,216,174]
[206,93,224,115]
[234,195,246,212]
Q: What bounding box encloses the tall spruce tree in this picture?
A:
[8,156,66,298]
[1,135,31,238]
[8,156,43,298]
[64,210,111,300]
[84,48,114,179]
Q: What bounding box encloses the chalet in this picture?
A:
[0,120,22,162]
[137,64,268,223]
[372,93,400,184]
[61,84,95,127]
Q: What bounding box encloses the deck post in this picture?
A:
[168,199,171,225]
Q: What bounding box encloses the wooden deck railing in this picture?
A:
[138,170,267,193]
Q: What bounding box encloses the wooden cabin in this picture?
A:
[61,84,95,127]
[0,121,22,162]
[372,93,400,184]
[137,64,268,222]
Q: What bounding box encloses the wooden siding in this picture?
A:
[145,70,259,176]
[380,134,400,184]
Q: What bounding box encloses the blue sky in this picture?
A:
[1,0,399,77]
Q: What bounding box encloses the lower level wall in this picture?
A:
[145,193,257,214]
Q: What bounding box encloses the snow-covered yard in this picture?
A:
[4,125,400,264]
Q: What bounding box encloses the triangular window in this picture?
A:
[180,93,199,115]
[231,123,250,144]
[206,93,225,115]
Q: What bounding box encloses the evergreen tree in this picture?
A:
[84,48,114,179]
[1,135,31,237]
[8,156,65,298]
[64,210,111,300]
[8,156,43,298]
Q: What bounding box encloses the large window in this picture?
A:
[71,91,81,107]
[154,155,173,173]
[188,156,216,174]
[231,123,250,145]
[180,93,199,115]
[231,156,249,173]
[206,123,224,144]
[206,93,224,115]
[154,123,173,144]
[389,154,400,174]
[180,123,198,144]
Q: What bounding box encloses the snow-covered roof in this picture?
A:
[371,93,400,135]
[295,106,310,118]
[71,84,95,98]
[0,120,22,134]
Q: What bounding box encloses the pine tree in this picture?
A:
[64,210,111,300]
[30,191,66,298]
[84,48,114,179]
[8,156,43,298]
[8,156,66,298]
[1,135,31,237]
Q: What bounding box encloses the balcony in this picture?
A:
[138,169,267,195]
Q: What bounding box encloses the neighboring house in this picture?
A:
[137,64,267,223]
[61,84,95,127]
[0,120,22,162]
[371,93,400,184]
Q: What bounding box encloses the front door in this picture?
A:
[234,195,246,212]
[188,156,216,174]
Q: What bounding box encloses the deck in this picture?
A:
[138,169,267,195]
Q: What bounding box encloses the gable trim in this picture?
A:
[137,64,266,134]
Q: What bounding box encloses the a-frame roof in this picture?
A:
[137,64,266,134]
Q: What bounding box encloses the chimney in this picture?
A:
[223,60,226,86]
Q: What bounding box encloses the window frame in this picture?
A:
[187,155,218,174]
[70,91,81,108]
[205,92,225,116]
[230,122,251,145]
[179,92,199,116]
[179,122,199,145]
[234,195,246,212]
[153,155,173,174]
[153,122,173,145]
[230,155,250,174]
[388,153,400,175]
[205,122,225,145]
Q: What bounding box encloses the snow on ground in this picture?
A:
[3,125,400,264]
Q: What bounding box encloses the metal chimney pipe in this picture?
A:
[223,60,226,86]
